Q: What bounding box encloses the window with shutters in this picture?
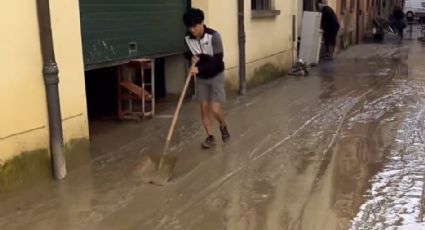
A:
[251,0,272,10]
[251,0,281,18]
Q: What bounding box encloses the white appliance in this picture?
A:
[299,11,323,65]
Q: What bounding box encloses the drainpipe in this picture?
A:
[238,0,246,95]
[36,0,67,180]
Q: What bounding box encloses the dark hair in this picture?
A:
[183,8,204,27]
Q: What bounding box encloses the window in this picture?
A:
[251,0,280,18]
[422,2,425,8]
[251,0,272,11]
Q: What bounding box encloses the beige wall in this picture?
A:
[0,1,88,163]
[328,0,337,9]
[191,0,297,88]
[246,1,295,62]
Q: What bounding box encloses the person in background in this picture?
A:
[317,0,340,60]
[389,6,406,40]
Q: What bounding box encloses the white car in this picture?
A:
[404,0,425,18]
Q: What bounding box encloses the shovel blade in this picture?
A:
[132,154,177,186]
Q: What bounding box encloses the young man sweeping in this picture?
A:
[183,8,230,149]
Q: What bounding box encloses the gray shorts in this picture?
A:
[196,73,226,103]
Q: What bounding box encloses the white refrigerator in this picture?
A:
[299,11,323,65]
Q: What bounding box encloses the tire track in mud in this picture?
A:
[258,62,408,230]
[287,85,393,230]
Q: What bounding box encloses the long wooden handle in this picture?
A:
[165,70,194,146]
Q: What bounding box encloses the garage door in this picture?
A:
[80,0,188,70]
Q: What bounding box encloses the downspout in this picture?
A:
[36,0,67,180]
[238,0,246,95]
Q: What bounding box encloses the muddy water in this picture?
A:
[348,44,425,229]
[350,86,425,229]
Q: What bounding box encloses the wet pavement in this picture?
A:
[2,34,425,229]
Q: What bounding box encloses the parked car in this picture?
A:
[404,0,425,19]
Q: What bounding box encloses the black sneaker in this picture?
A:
[220,126,230,143]
[202,135,216,149]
